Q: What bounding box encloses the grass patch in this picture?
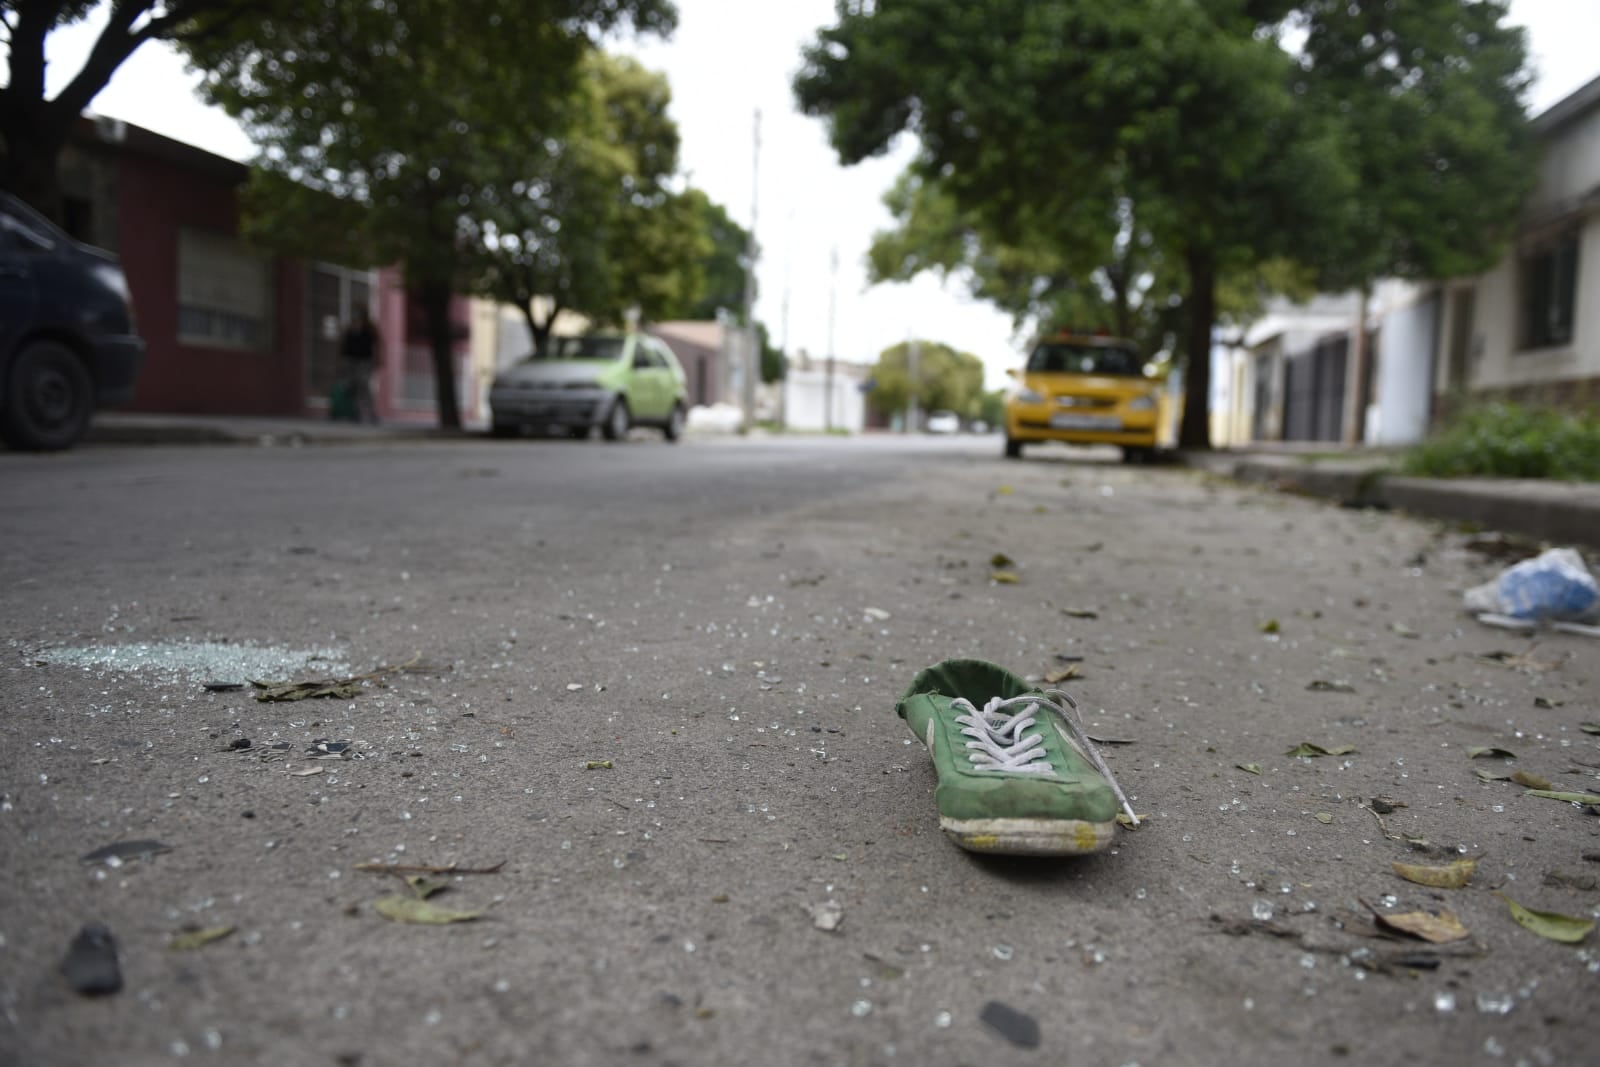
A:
[1402,403,1600,481]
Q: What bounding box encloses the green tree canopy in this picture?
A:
[798,1,1528,449]
[467,51,706,355]
[868,340,985,421]
[186,0,676,427]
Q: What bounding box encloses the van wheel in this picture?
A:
[1004,436,1023,459]
[2,341,94,451]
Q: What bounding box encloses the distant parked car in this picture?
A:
[489,333,688,441]
[926,410,960,434]
[0,193,144,450]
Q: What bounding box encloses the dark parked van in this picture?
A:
[1,192,144,450]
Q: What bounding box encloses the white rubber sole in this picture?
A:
[940,815,1116,856]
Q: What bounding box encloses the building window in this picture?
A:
[1519,229,1579,351]
[177,228,272,350]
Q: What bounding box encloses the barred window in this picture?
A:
[1519,229,1579,351]
[177,229,272,350]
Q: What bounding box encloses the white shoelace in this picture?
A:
[951,689,1139,826]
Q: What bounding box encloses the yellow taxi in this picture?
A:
[1003,331,1174,461]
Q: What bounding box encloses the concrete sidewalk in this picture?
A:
[1186,447,1600,549]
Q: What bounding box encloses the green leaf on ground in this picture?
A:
[1114,813,1148,829]
[584,760,613,770]
[1389,622,1420,638]
[1305,680,1357,694]
[168,925,236,951]
[1285,743,1356,757]
[1495,893,1595,943]
[995,485,1014,496]
[372,896,484,925]
[1523,789,1600,806]
[1511,770,1553,791]
[990,553,1015,568]
[1043,665,1080,684]
[1393,857,1476,889]
[1581,723,1600,735]
[1314,812,1333,824]
[990,571,1020,584]
[1533,696,1563,708]
[1376,909,1470,944]
[404,875,449,899]
[1259,619,1280,634]
[1474,768,1513,782]
[1237,763,1262,775]
[1467,746,1517,760]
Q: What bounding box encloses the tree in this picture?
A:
[867,341,985,421]
[1291,0,1533,439]
[0,0,292,222]
[797,1,1354,448]
[666,189,748,322]
[798,1,1530,449]
[186,0,676,428]
[868,166,1189,359]
[467,51,706,356]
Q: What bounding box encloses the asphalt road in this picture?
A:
[2,434,1597,1067]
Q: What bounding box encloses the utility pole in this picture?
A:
[740,109,761,430]
[825,246,837,432]
[907,337,921,433]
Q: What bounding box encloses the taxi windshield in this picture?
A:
[1026,342,1142,377]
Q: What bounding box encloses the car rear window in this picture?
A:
[1027,342,1142,377]
[526,337,625,361]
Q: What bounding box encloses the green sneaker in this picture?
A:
[896,659,1137,856]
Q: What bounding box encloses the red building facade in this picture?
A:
[60,117,472,424]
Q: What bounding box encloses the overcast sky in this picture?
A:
[34,0,1600,386]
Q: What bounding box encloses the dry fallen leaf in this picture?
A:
[1511,770,1553,791]
[1237,763,1262,775]
[167,925,235,951]
[372,896,484,925]
[1043,665,1080,684]
[1392,857,1477,889]
[1286,742,1357,757]
[990,571,1020,584]
[1376,909,1471,944]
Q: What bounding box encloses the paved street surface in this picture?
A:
[2,434,1597,1066]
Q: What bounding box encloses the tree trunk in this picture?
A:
[420,280,462,431]
[521,299,556,358]
[0,106,68,224]
[1179,247,1216,451]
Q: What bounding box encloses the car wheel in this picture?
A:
[490,420,519,438]
[1004,436,1023,460]
[663,404,685,442]
[2,340,94,451]
[601,397,630,441]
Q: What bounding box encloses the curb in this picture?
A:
[1187,450,1600,549]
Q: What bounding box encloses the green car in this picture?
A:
[489,334,688,441]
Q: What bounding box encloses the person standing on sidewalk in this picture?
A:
[338,308,380,424]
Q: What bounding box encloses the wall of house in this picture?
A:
[1457,103,1600,403]
[784,367,865,432]
[1468,218,1600,392]
[116,150,307,415]
[1370,288,1438,445]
